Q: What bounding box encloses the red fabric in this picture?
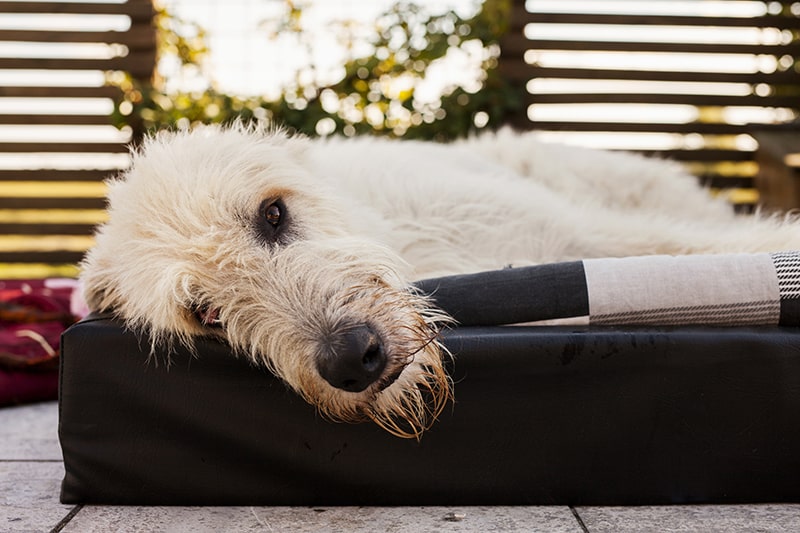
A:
[0,280,78,406]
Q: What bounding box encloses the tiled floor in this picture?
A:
[2,402,799,533]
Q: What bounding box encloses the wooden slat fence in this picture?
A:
[0,0,154,277]
[499,0,800,207]
[2,0,799,276]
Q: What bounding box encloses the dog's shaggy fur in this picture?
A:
[81,124,800,437]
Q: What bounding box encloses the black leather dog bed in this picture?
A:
[58,254,800,505]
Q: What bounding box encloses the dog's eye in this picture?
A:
[254,198,289,245]
[264,202,282,226]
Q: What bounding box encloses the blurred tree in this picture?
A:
[112,0,521,140]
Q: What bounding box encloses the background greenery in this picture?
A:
[114,0,521,141]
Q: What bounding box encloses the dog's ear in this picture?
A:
[272,129,310,157]
[287,137,310,157]
[80,270,117,314]
[79,239,126,315]
[83,286,108,312]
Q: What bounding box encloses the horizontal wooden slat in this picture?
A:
[698,175,755,189]
[512,9,800,30]
[0,1,153,21]
[0,197,106,209]
[0,223,97,235]
[632,149,755,162]
[0,52,155,76]
[498,64,800,85]
[0,142,127,153]
[525,93,800,107]
[0,181,105,196]
[0,114,112,125]
[0,86,121,98]
[0,170,115,182]
[505,35,800,56]
[527,121,755,134]
[0,27,155,49]
[0,262,81,278]
[0,251,86,263]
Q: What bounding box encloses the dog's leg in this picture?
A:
[556,202,800,260]
[462,129,735,223]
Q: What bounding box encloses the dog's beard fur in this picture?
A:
[183,239,454,439]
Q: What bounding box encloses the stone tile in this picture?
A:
[0,401,61,460]
[576,504,800,533]
[63,505,582,533]
[0,461,74,533]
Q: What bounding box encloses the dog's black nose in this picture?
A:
[318,325,386,393]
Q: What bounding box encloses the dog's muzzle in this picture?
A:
[317,324,387,393]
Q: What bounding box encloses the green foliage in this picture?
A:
[113,0,522,141]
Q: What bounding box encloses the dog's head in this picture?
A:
[81,124,451,438]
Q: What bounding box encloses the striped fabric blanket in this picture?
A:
[415,251,800,327]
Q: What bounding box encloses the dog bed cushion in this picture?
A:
[58,253,800,505]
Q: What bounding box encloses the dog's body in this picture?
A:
[81,124,800,437]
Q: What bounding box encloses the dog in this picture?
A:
[80,123,800,438]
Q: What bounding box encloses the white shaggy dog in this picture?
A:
[81,124,800,437]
